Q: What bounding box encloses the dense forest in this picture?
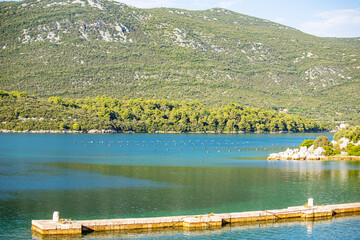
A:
[0,90,325,133]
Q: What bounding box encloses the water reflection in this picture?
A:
[268,160,360,184]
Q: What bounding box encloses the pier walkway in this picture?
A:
[31,202,360,235]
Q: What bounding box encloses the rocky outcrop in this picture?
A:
[339,137,350,150]
[87,129,117,133]
[268,137,360,161]
[268,145,329,160]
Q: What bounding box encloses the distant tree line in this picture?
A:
[0,90,325,133]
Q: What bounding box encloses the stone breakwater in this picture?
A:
[31,202,360,235]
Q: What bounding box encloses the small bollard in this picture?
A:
[308,198,314,207]
[53,211,59,222]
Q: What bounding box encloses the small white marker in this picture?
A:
[53,211,59,222]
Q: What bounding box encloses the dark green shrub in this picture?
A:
[334,149,341,155]
[300,139,314,148]
[59,122,69,130]
[0,90,9,98]
[313,136,332,149]
[14,126,23,131]
[347,144,360,156]
[48,96,64,106]
[19,91,28,98]
[72,123,81,131]
[323,146,340,156]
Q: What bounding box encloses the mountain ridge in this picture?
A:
[0,0,359,124]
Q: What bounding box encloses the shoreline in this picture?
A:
[0,129,330,134]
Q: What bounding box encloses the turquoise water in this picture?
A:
[0,133,359,239]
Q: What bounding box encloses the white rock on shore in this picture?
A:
[339,137,350,150]
[268,145,325,160]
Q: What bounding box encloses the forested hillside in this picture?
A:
[0,90,325,132]
[0,0,359,124]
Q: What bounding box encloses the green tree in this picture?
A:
[66,100,78,108]
[72,123,81,131]
[0,90,9,98]
[19,91,28,98]
[313,136,332,149]
[10,91,21,98]
[59,122,67,130]
[323,146,340,156]
[346,144,360,156]
[49,96,64,106]
[300,139,314,148]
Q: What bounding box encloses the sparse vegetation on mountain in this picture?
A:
[0,0,359,124]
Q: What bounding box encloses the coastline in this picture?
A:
[268,134,360,161]
[0,129,329,134]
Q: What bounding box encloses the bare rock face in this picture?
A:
[308,145,314,152]
[339,137,350,150]
[313,147,325,156]
[299,146,308,153]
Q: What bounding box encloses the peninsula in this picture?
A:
[268,126,360,160]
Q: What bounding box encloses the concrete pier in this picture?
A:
[31,202,360,235]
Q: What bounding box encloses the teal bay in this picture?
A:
[0,133,359,239]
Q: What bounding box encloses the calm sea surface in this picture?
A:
[0,133,359,239]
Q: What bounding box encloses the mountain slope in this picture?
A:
[0,0,359,124]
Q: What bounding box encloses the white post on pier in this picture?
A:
[53,211,59,222]
[308,198,314,207]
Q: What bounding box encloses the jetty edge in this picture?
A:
[31,200,360,235]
